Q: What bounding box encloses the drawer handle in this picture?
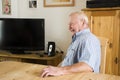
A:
[114,57,120,64]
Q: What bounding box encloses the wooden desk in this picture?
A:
[0,51,62,66]
[0,61,120,80]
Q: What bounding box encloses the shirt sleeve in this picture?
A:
[78,37,101,72]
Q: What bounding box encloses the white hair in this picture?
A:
[69,11,89,24]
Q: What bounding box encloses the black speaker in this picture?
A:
[86,0,120,8]
[47,42,55,56]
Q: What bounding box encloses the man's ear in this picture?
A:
[82,19,85,26]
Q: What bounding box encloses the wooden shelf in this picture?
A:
[0,51,62,66]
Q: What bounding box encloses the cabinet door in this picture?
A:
[90,11,119,75]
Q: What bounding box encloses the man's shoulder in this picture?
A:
[78,32,100,44]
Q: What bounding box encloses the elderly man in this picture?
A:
[41,12,101,77]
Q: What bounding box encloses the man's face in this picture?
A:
[68,15,83,35]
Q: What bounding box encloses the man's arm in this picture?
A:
[62,62,93,73]
[41,62,93,78]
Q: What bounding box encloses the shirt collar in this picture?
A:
[72,28,90,42]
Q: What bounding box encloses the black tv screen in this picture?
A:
[0,18,45,53]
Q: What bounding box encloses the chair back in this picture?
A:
[98,37,109,74]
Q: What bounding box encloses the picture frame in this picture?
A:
[2,0,11,15]
[44,0,75,7]
[29,0,37,8]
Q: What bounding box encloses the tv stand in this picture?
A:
[0,51,62,66]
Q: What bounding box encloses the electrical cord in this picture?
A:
[55,45,64,54]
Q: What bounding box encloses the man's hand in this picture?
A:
[41,62,93,78]
[41,66,64,78]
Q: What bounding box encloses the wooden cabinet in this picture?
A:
[82,7,120,75]
[0,51,62,66]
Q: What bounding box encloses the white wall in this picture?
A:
[0,0,86,53]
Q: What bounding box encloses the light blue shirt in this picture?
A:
[61,28,101,73]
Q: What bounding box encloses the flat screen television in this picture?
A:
[0,18,45,54]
